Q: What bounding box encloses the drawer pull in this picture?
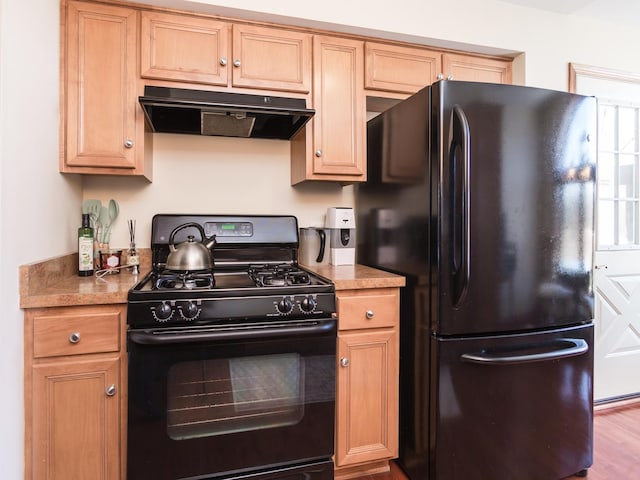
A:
[105,384,117,397]
[365,310,375,319]
[340,357,350,367]
[69,332,81,344]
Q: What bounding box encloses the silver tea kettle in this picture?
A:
[166,222,216,271]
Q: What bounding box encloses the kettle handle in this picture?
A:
[168,222,207,252]
[316,229,326,263]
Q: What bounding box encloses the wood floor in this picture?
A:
[361,399,640,480]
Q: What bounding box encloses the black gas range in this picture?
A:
[126,214,337,480]
[127,214,336,328]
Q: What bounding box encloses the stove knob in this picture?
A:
[300,296,317,313]
[179,301,200,320]
[153,302,173,322]
[276,297,294,315]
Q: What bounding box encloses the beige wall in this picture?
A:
[2,0,640,477]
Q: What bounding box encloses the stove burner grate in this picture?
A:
[249,264,311,287]
[155,271,215,290]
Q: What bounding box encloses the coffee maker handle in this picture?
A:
[316,229,326,263]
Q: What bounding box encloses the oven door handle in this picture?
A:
[129,319,336,345]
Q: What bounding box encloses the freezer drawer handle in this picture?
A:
[460,338,588,365]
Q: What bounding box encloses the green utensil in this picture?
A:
[81,199,102,230]
[103,199,119,244]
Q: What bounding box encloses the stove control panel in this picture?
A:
[129,293,335,328]
[274,295,321,315]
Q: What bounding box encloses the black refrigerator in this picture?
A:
[356,80,596,480]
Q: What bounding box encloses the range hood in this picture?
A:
[139,86,314,140]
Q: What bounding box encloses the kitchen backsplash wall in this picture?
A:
[82,133,354,249]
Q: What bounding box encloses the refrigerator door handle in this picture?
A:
[460,338,589,365]
[449,104,471,306]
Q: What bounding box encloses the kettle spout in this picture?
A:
[205,235,217,250]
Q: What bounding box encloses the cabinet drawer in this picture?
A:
[33,310,121,358]
[337,289,399,330]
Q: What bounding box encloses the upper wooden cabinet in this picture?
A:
[365,42,513,95]
[232,24,311,92]
[140,11,312,93]
[443,52,512,84]
[140,11,230,86]
[365,42,442,94]
[291,36,366,184]
[62,1,150,178]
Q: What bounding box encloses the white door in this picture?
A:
[571,65,640,401]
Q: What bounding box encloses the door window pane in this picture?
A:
[617,200,639,245]
[596,100,640,249]
[619,154,637,198]
[618,107,637,153]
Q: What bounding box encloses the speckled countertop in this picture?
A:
[303,263,405,290]
[19,253,405,309]
[19,251,151,309]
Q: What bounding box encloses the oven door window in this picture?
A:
[167,353,306,439]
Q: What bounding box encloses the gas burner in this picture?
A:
[155,271,215,290]
[249,264,311,287]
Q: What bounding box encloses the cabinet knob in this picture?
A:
[233,59,241,68]
[365,310,375,319]
[437,73,444,80]
[105,384,117,397]
[219,57,228,66]
[69,332,81,344]
[124,139,134,149]
[315,149,323,158]
[594,264,608,270]
[447,74,454,80]
[340,357,350,367]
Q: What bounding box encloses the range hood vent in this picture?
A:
[139,86,314,140]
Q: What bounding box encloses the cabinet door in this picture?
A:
[335,328,399,467]
[64,2,145,175]
[365,42,441,94]
[232,24,311,92]
[443,52,512,84]
[140,11,230,86]
[31,357,120,480]
[303,35,366,182]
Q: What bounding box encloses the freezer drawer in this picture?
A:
[430,324,593,480]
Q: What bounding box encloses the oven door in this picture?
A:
[127,318,336,480]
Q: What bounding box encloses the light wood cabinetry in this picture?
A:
[140,11,230,86]
[365,42,513,96]
[291,36,366,184]
[443,52,512,84]
[60,2,513,183]
[232,24,312,92]
[365,42,442,94]
[62,1,150,178]
[334,288,399,478]
[140,11,312,93]
[25,304,126,480]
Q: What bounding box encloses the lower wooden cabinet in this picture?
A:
[24,304,126,480]
[334,288,399,478]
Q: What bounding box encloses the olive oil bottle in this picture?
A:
[78,213,94,276]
